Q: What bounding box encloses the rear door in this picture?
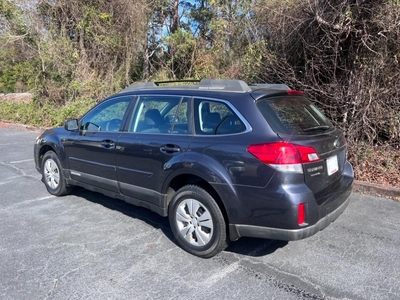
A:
[115,95,192,205]
[256,95,347,203]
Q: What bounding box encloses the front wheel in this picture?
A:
[41,151,71,196]
[168,185,228,258]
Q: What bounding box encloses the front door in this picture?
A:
[65,96,132,192]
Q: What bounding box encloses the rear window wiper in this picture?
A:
[302,125,330,132]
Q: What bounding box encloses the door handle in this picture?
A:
[160,144,181,153]
[101,140,115,149]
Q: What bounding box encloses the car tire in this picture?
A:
[168,185,228,258]
[41,151,71,196]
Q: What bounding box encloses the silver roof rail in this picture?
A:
[250,83,290,90]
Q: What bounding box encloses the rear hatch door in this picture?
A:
[279,131,347,205]
[255,94,347,204]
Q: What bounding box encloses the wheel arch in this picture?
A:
[37,138,67,170]
[37,144,57,168]
[163,171,236,228]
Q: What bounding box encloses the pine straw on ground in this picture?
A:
[350,146,400,189]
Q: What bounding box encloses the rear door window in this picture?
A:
[256,96,333,135]
[129,95,189,134]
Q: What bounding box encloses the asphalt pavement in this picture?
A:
[0,127,399,300]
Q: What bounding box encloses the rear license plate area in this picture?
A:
[327,155,338,176]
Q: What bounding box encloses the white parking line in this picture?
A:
[1,195,55,211]
[35,195,55,201]
[0,142,32,146]
[9,159,34,164]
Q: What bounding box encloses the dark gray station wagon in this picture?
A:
[34,79,353,258]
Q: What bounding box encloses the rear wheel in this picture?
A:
[41,151,71,196]
[169,185,228,258]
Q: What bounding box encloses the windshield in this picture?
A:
[256,96,334,136]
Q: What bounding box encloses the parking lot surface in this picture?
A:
[1,127,399,300]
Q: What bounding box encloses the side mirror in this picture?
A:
[64,119,79,131]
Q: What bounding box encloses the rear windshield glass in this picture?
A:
[256,96,333,136]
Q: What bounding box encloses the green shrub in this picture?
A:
[0,99,96,127]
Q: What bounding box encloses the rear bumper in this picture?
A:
[228,160,354,241]
[229,191,351,241]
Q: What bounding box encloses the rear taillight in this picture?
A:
[247,142,319,173]
[298,203,306,225]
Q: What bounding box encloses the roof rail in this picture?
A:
[120,78,252,93]
[119,80,201,93]
[199,79,251,92]
[154,79,200,86]
[250,83,290,90]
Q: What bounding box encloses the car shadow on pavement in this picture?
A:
[73,187,288,258]
[225,238,288,257]
[73,187,174,238]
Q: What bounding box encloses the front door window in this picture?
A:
[80,96,131,132]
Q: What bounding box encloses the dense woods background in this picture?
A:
[0,0,399,186]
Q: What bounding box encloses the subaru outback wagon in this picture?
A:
[34,79,353,258]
